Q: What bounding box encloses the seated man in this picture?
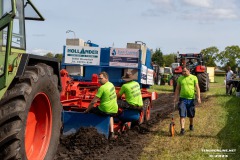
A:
[84,71,118,138]
[230,74,239,92]
[117,72,143,111]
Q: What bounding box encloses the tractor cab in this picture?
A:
[0,1,63,160]
[0,0,44,97]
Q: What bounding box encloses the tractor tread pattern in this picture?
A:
[197,72,208,92]
[0,63,61,160]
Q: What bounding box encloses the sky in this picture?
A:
[26,0,240,56]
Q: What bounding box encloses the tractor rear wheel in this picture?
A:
[197,72,209,92]
[0,63,62,160]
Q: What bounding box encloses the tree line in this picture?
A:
[151,45,240,71]
[43,52,63,62]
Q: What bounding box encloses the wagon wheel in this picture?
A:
[139,110,144,124]
[122,122,131,134]
[143,99,151,121]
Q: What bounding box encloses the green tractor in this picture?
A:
[0,0,62,159]
[161,67,173,85]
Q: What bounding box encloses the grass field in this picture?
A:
[141,76,240,160]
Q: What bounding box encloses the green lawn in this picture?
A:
[148,83,173,93]
[141,76,240,160]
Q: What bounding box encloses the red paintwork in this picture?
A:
[60,69,155,133]
[60,69,100,111]
[174,65,205,73]
[174,66,183,74]
[25,93,52,160]
[146,106,150,121]
[195,65,206,73]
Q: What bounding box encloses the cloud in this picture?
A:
[181,8,238,22]
[141,0,176,16]
[27,48,53,56]
[142,9,162,16]
[150,0,172,5]
[210,8,238,19]
[149,0,176,9]
[143,0,239,21]
[182,0,212,8]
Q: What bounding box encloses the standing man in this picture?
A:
[117,72,143,110]
[84,71,118,139]
[226,66,234,95]
[174,65,201,135]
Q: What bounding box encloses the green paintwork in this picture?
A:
[0,0,44,100]
[161,73,173,84]
[160,67,173,85]
[0,49,24,99]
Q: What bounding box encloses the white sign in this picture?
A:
[141,65,147,84]
[64,46,100,65]
[147,69,154,85]
[109,48,139,68]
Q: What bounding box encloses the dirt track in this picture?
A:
[54,93,177,160]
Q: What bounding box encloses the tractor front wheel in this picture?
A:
[0,63,62,160]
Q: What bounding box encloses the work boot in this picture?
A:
[180,128,185,135]
[189,125,194,131]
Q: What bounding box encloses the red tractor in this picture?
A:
[172,53,209,92]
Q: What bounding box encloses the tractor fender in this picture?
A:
[16,54,62,91]
[195,65,206,73]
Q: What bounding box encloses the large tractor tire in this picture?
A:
[197,72,209,92]
[0,63,62,160]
